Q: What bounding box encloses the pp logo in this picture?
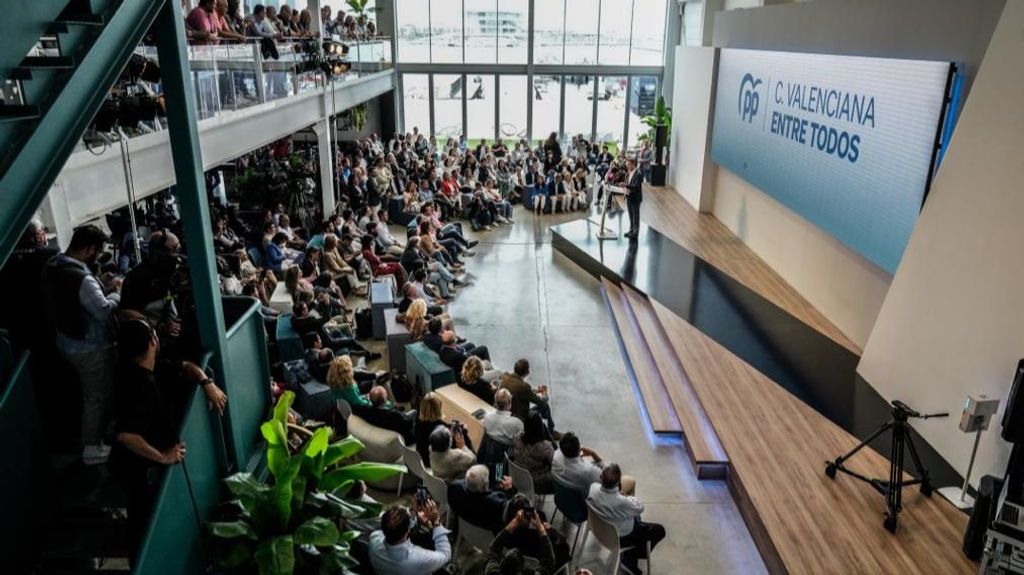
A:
[738,73,762,123]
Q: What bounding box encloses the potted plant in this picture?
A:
[207,392,405,574]
[639,96,672,185]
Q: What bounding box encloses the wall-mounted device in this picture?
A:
[939,394,1000,509]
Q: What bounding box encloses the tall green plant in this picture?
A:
[346,0,371,17]
[638,96,672,144]
[208,392,405,575]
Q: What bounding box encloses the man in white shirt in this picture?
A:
[368,502,451,575]
[482,389,524,446]
[588,464,665,574]
[552,432,636,495]
[372,210,406,257]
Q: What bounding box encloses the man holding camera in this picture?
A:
[369,501,451,575]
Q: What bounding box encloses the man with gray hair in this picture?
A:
[483,388,524,446]
[448,463,514,534]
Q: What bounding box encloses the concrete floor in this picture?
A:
[432,207,768,574]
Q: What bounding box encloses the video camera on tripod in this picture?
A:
[825,399,948,533]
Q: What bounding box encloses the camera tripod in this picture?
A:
[824,400,948,533]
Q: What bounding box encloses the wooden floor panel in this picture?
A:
[641,188,862,355]
[601,277,683,434]
[623,286,727,465]
[652,303,973,575]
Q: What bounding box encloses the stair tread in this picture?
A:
[622,286,729,464]
[21,55,75,68]
[0,103,41,120]
[602,277,683,434]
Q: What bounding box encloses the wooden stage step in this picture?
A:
[621,285,728,477]
[600,277,683,435]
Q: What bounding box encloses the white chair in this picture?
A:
[396,443,427,495]
[506,456,546,510]
[455,516,495,556]
[421,469,453,528]
[585,501,652,575]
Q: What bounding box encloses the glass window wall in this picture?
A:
[631,0,667,65]
[564,75,595,141]
[402,74,431,134]
[434,74,464,139]
[598,0,632,65]
[532,75,562,143]
[533,0,565,64]
[430,0,463,63]
[466,74,496,142]
[397,0,431,63]
[464,0,498,64]
[498,0,529,63]
[596,76,627,150]
[499,75,528,141]
[564,0,600,65]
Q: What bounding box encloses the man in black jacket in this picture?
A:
[448,464,514,534]
[624,158,644,241]
[358,386,415,445]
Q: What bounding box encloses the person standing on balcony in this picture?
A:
[41,225,122,465]
[185,0,220,45]
[214,0,244,42]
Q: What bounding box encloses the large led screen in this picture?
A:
[711,49,950,273]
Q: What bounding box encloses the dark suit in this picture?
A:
[422,332,444,353]
[625,168,643,238]
[448,480,510,534]
[358,406,416,445]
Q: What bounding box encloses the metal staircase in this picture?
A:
[0,0,165,267]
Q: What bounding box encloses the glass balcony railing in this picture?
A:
[130,36,393,122]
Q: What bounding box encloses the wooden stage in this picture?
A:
[553,187,974,575]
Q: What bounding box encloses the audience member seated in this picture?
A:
[326,355,387,408]
[428,423,477,482]
[369,502,452,575]
[111,320,228,555]
[359,386,416,446]
[303,332,334,382]
[588,464,666,574]
[499,359,557,436]
[459,355,497,405]
[292,301,379,359]
[448,464,514,534]
[414,392,446,466]
[484,494,563,574]
[404,298,429,341]
[552,432,635,497]
[438,330,493,375]
[509,412,556,495]
[361,234,406,285]
[483,389,524,447]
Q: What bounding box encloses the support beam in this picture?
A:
[313,116,336,216]
[153,0,231,386]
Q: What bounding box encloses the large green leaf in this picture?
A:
[322,436,365,468]
[254,535,295,575]
[319,545,358,575]
[321,491,382,520]
[225,473,268,510]
[266,443,289,481]
[274,391,295,427]
[209,519,259,540]
[274,457,304,529]
[320,463,406,492]
[294,516,341,547]
[303,427,331,459]
[261,419,288,447]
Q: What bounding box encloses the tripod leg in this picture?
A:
[834,421,894,465]
[904,432,933,496]
[884,424,904,533]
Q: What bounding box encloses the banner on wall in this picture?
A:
[711,48,951,274]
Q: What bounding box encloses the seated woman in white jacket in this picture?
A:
[428,424,477,482]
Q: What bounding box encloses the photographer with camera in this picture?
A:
[428,422,476,482]
[482,494,561,575]
[369,500,452,575]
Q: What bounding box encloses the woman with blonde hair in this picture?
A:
[414,392,446,465]
[459,355,496,405]
[405,299,430,341]
[326,355,386,409]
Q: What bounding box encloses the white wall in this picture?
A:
[668,47,717,213]
[858,0,1023,484]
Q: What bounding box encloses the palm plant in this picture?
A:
[208,392,405,575]
[638,96,672,145]
[345,0,372,18]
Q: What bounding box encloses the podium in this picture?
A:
[586,180,627,240]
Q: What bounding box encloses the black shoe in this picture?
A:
[456,336,467,344]
[467,240,479,248]
[367,352,383,361]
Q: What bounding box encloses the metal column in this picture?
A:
[153,0,231,384]
[314,115,336,216]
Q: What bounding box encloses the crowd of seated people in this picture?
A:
[23,120,660,572]
[184,1,377,46]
